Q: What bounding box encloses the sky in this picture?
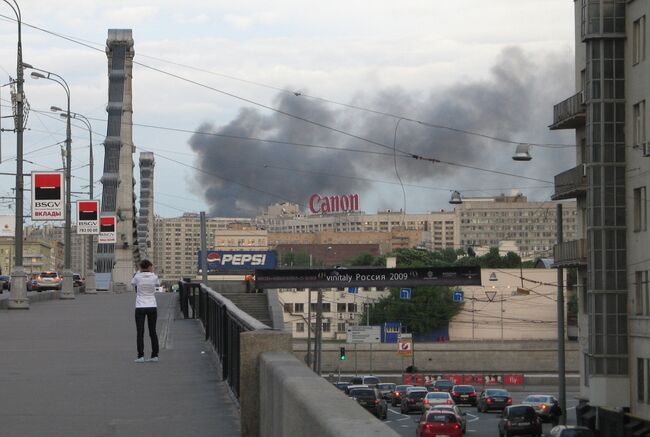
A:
[0,0,577,219]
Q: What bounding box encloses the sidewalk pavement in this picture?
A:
[0,292,240,437]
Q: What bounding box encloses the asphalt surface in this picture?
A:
[0,292,240,437]
[385,390,579,437]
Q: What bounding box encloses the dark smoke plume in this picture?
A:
[189,47,574,216]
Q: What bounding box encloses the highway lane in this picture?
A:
[384,390,579,437]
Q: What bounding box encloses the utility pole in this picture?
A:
[556,203,566,425]
[501,293,504,343]
[306,288,312,368]
[314,288,323,375]
[200,211,207,284]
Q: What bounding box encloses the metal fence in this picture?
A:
[180,281,270,400]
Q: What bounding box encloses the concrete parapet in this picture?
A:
[240,331,292,437]
[259,352,400,437]
[0,287,83,309]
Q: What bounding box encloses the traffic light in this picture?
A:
[339,347,347,361]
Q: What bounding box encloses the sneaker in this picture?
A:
[134,357,146,363]
[148,357,159,362]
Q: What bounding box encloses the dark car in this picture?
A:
[401,389,428,414]
[26,277,38,291]
[333,382,350,392]
[429,379,454,393]
[377,383,396,400]
[0,275,10,291]
[548,425,595,437]
[451,385,478,406]
[498,405,542,437]
[73,273,85,287]
[391,384,413,406]
[477,389,512,412]
[348,387,387,420]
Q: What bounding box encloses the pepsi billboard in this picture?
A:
[199,251,277,273]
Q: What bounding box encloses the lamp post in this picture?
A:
[28,67,74,299]
[52,106,96,294]
[4,0,28,309]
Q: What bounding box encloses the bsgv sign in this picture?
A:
[76,200,100,235]
[98,216,117,244]
[31,172,64,221]
[200,250,277,273]
[309,193,359,214]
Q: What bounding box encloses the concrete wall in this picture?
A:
[259,352,399,437]
[292,340,579,373]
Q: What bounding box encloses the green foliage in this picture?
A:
[282,250,312,267]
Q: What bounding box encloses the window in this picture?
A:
[634,187,647,231]
[296,322,305,333]
[633,101,646,148]
[337,303,346,312]
[635,271,648,316]
[634,16,646,65]
[322,322,331,332]
[294,303,304,313]
[638,357,649,403]
[283,303,292,313]
[347,303,357,313]
[337,322,346,332]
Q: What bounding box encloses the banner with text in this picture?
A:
[31,172,64,221]
[98,216,116,243]
[76,200,100,234]
[200,250,277,273]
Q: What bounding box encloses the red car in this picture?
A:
[416,410,463,437]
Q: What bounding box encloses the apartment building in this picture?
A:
[456,194,577,258]
[0,238,58,275]
[23,224,88,274]
[551,0,650,431]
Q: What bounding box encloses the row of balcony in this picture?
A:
[553,238,587,267]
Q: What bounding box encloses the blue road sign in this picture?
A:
[348,287,358,294]
[400,288,412,300]
[453,289,464,302]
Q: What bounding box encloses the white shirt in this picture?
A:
[131,271,160,308]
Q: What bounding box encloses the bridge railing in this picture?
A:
[181,281,270,399]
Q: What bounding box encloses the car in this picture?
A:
[376,383,396,400]
[26,277,38,291]
[521,394,559,423]
[477,388,512,412]
[344,384,369,396]
[429,379,454,393]
[349,375,381,387]
[415,409,463,437]
[406,386,428,393]
[333,382,350,392]
[427,404,467,434]
[451,385,478,406]
[36,271,62,291]
[348,387,387,420]
[0,274,10,291]
[73,273,85,287]
[423,391,454,408]
[391,384,413,406]
[400,389,428,414]
[498,405,542,437]
[548,425,595,437]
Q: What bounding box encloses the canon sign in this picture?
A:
[309,193,359,214]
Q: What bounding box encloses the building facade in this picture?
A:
[0,238,58,275]
[551,0,650,430]
[23,224,88,274]
[137,152,155,260]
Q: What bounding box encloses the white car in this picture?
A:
[424,391,454,408]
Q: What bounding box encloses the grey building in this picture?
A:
[551,0,650,431]
[137,152,155,260]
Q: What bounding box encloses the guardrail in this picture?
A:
[552,164,587,200]
[553,239,588,267]
[551,91,586,129]
[180,281,270,400]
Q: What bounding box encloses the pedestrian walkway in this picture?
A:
[0,292,240,437]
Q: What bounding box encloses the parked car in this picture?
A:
[415,409,463,437]
[522,394,560,423]
[548,425,595,437]
[401,389,428,414]
[348,387,387,420]
[451,385,478,406]
[477,389,512,412]
[429,379,454,392]
[72,273,84,287]
[423,391,454,408]
[498,405,542,437]
[36,271,62,291]
[391,384,413,406]
[0,274,10,291]
[427,404,467,434]
[349,375,381,387]
[376,383,396,400]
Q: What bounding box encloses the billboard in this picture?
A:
[0,215,14,237]
[76,200,100,234]
[31,172,64,220]
[199,250,277,273]
[98,216,116,243]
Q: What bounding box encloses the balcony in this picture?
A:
[552,164,587,200]
[549,92,586,130]
[553,239,587,267]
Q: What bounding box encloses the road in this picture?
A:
[384,390,579,437]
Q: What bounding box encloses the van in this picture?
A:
[349,375,381,387]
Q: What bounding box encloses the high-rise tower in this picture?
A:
[96,29,139,291]
[138,152,155,260]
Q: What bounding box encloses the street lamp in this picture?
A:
[27,66,74,300]
[51,106,96,294]
[4,0,28,309]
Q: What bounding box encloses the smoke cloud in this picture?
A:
[189,47,574,216]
